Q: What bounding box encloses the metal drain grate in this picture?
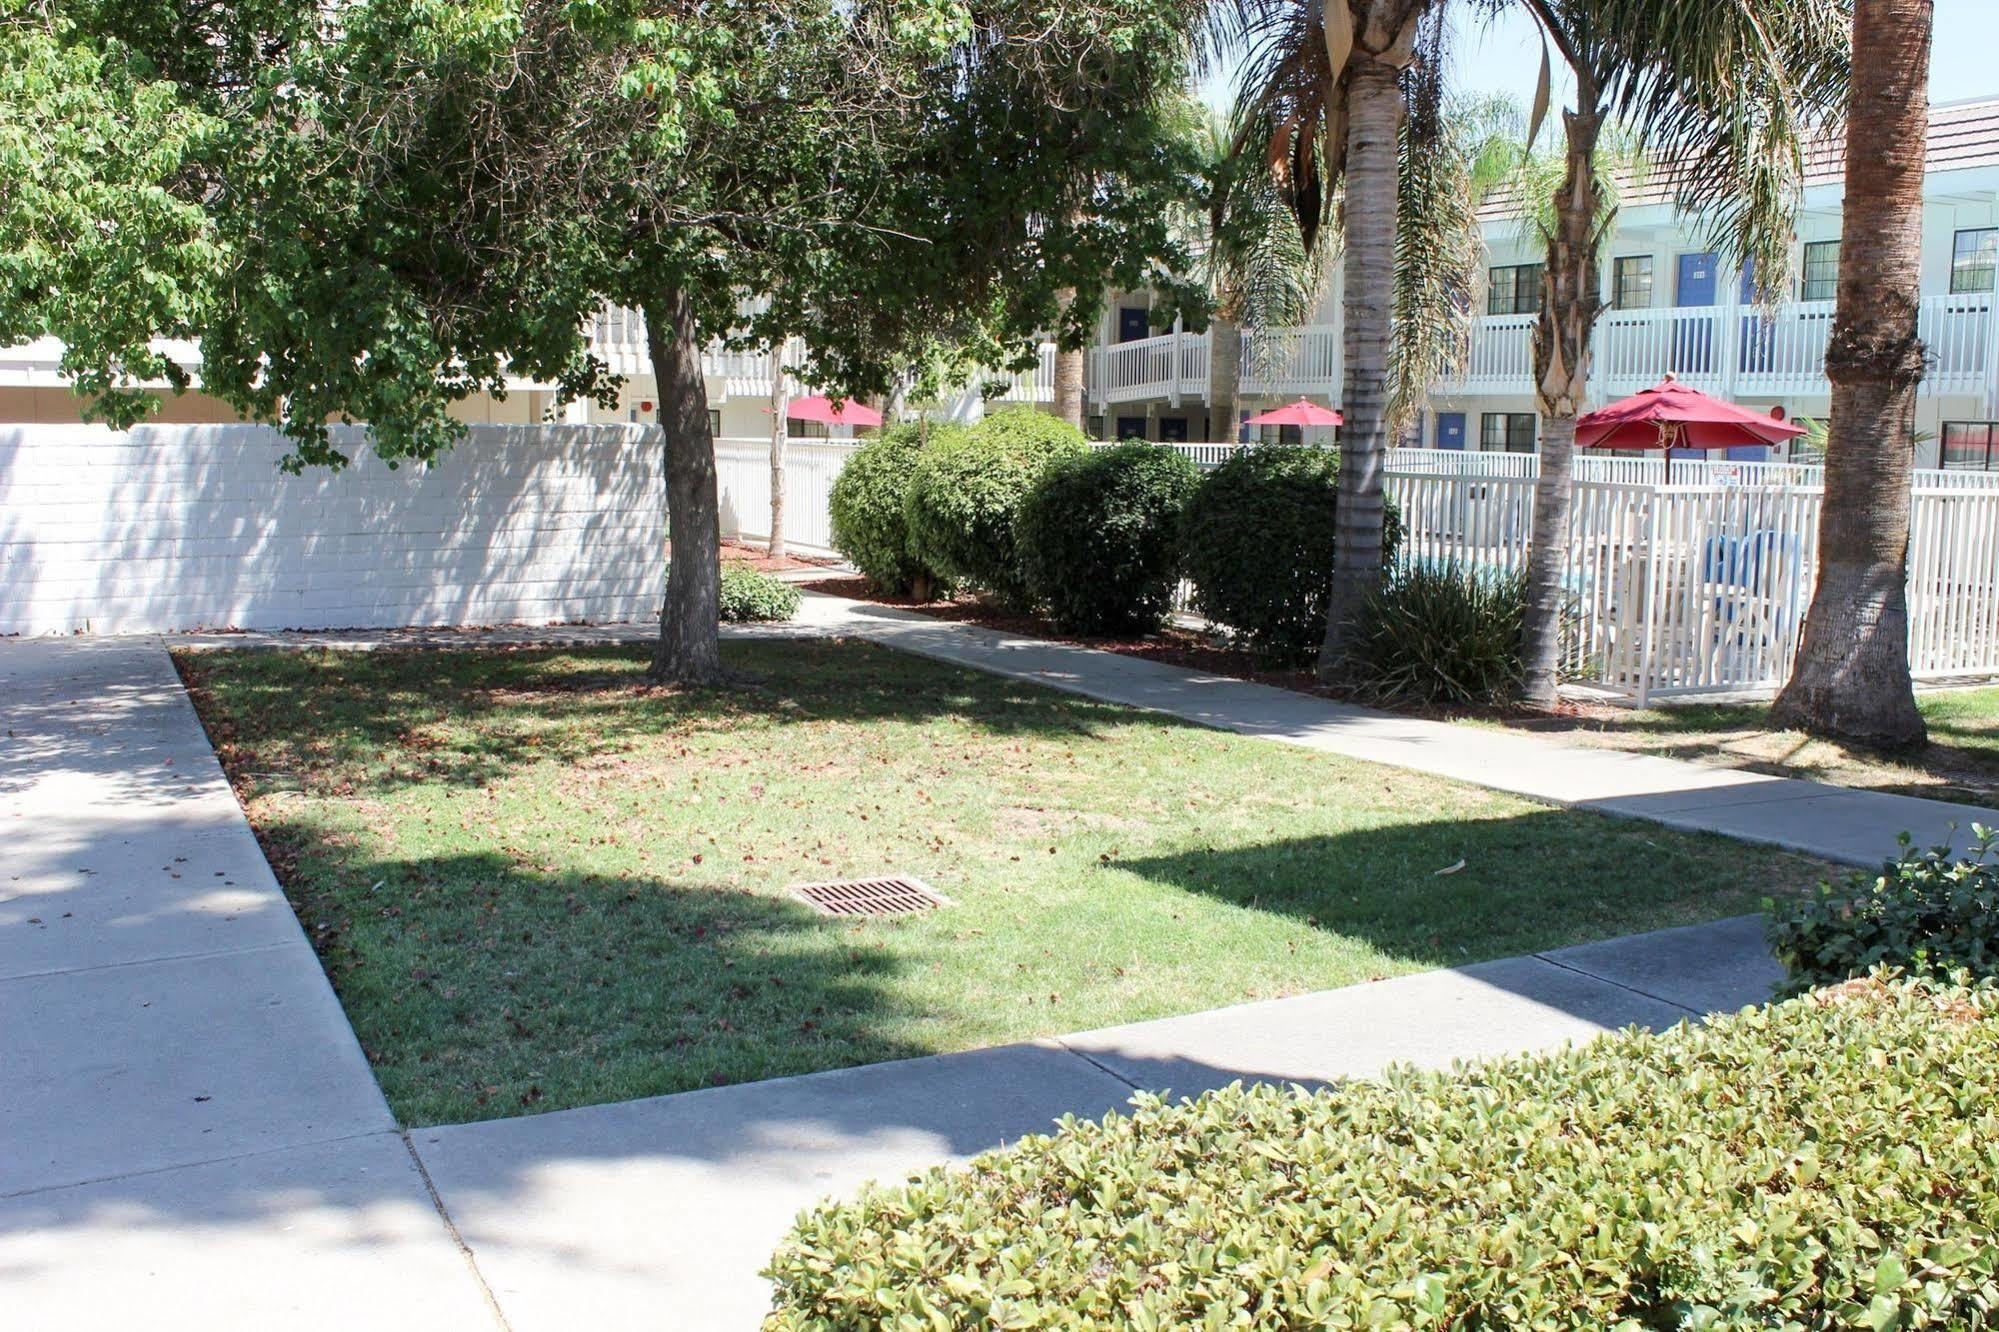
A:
[791,875,950,918]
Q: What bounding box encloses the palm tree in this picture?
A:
[1220,0,1443,676]
[1505,0,1850,706]
[1386,85,1522,438]
[1196,112,1324,443]
[1771,0,1930,749]
[1201,91,1512,448]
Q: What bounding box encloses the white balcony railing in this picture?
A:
[585,307,778,397]
[1242,324,1341,396]
[1090,323,1344,405]
[992,343,1059,404]
[1540,292,1993,402]
[1092,294,1998,410]
[585,308,1057,404]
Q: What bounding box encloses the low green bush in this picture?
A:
[1178,446,1400,663]
[767,976,1999,1330]
[827,423,962,596]
[1341,561,1526,705]
[716,566,801,622]
[903,409,1087,608]
[1016,443,1201,635]
[1770,829,1999,994]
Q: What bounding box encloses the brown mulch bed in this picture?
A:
[800,578,1999,803]
[666,538,842,575]
[800,574,1632,725]
[800,575,1322,693]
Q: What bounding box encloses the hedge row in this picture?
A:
[830,420,1398,651]
[765,975,1999,1330]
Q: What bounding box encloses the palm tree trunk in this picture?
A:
[1317,54,1403,676]
[768,338,789,560]
[1053,288,1086,430]
[642,288,725,685]
[1208,315,1241,443]
[1520,99,1605,705]
[1770,0,1930,749]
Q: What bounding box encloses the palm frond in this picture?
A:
[1538,0,1850,304]
[1388,34,1516,435]
[1224,0,1335,255]
[1503,118,1645,249]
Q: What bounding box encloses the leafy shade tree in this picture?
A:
[1052,288,1089,432]
[1772,0,1931,749]
[10,0,1202,684]
[0,3,222,418]
[1502,0,1850,706]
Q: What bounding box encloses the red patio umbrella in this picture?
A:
[1577,374,1803,451]
[784,394,884,428]
[1244,398,1343,426]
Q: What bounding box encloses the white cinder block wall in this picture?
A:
[0,423,670,635]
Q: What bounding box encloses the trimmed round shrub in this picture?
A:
[1179,447,1401,662]
[903,409,1087,608]
[716,566,800,622]
[827,422,963,596]
[1341,562,1526,705]
[1770,831,1999,995]
[1017,442,1202,635]
[767,975,1999,1330]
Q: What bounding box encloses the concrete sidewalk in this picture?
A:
[12,609,1990,1328]
[410,914,1781,1330]
[0,639,496,1330]
[813,595,1998,868]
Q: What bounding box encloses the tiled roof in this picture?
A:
[1476,95,1999,224]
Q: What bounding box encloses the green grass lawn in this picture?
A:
[178,639,1830,1126]
[1491,687,1999,806]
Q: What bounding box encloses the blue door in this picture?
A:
[1158,417,1189,443]
[1115,416,1147,440]
[1118,307,1150,343]
[1673,252,1718,379]
[1435,412,1467,450]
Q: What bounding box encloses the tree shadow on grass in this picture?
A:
[258,832,947,1128]
[175,635,1182,798]
[1506,700,1999,803]
[1112,809,1821,973]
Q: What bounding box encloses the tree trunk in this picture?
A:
[1519,99,1605,706]
[1770,0,1930,750]
[768,338,789,560]
[1317,54,1404,677]
[1208,315,1241,443]
[1052,288,1086,432]
[642,288,725,685]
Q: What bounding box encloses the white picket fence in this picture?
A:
[1388,447,1999,491]
[714,433,1999,702]
[714,437,855,553]
[1386,464,1999,701]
